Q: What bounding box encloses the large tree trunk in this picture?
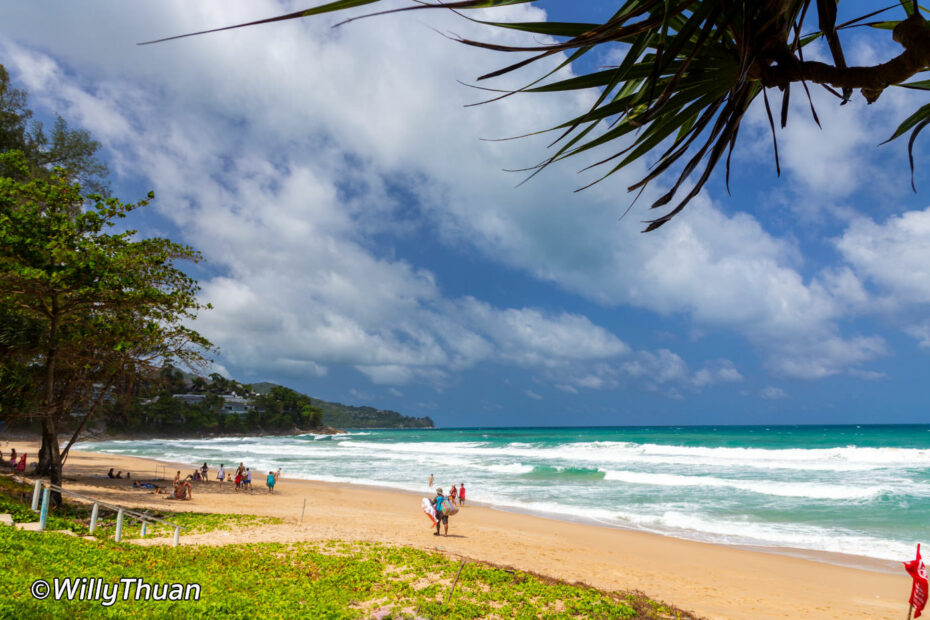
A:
[38,415,63,507]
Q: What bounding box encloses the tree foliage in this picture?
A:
[0,152,212,495]
[105,371,325,434]
[0,65,108,194]
[149,1,930,230]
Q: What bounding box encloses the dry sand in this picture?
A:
[1,440,913,619]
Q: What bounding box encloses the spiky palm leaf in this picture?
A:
[145,1,930,230]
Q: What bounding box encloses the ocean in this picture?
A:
[78,425,930,566]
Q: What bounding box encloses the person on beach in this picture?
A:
[235,471,242,491]
[201,462,209,481]
[174,480,192,500]
[450,484,458,504]
[267,471,276,493]
[108,468,116,478]
[459,483,466,506]
[217,464,225,483]
[236,462,245,479]
[245,468,252,492]
[9,448,16,468]
[428,473,433,488]
[174,470,181,487]
[16,453,26,472]
[274,468,281,483]
[430,488,450,536]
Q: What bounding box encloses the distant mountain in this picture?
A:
[250,382,434,429]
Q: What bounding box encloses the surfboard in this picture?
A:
[422,497,437,526]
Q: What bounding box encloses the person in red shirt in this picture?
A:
[450,484,458,504]
[458,483,466,506]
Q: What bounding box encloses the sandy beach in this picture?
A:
[2,439,912,620]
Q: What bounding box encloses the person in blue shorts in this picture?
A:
[430,488,449,536]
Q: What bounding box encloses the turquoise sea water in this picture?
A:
[79,425,930,564]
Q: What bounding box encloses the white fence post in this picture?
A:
[31,480,42,511]
[140,521,147,538]
[115,509,124,542]
[38,487,50,531]
[173,526,180,547]
[89,503,99,534]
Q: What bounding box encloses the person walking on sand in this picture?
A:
[16,453,26,472]
[245,468,252,492]
[430,488,450,536]
[274,468,281,483]
[267,471,276,493]
[201,462,209,481]
[236,462,245,478]
[428,473,433,488]
[235,471,242,491]
[459,483,466,506]
[450,484,458,505]
[217,464,225,483]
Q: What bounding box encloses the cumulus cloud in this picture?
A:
[837,208,930,304]
[0,0,895,393]
[761,386,788,400]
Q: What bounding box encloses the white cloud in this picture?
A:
[906,322,930,349]
[692,360,743,387]
[0,0,896,390]
[838,208,930,304]
[761,386,787,400]
[525,390,542,400]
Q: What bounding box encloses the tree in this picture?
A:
[0,151,211,502]
[150,1,930,230]
[0,65,108,194]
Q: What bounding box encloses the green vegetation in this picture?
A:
[104,370,325,435]
[0,476,279,539]
[0,66,211,502]
[0,475,692,618]
[0,530,693,619]
[253,382,434,429]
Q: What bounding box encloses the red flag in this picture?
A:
[905,544,928,617]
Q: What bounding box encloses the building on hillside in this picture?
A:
[172,393,255,415]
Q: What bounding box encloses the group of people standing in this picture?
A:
[427,474,467,536]
[213,462,281,493]
[1,449,27,473]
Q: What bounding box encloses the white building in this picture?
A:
[172,393,254,415]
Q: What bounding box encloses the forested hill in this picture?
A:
[250,383,434,429]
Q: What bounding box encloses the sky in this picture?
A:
[2,1,930,427]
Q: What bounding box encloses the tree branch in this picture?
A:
[761,14,930,102]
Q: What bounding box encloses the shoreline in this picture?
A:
[72,438,904,574]
[2,438,912,619]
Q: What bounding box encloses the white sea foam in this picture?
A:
[613,509,920,562]
[602,470,885,499]
[481,463,534,474]
[328,439,930,473]
[79,429,930,565]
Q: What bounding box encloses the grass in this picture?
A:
[0,475,698,618]
[0,475,280,539]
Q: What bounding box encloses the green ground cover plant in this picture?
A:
[0,475,696,618]
[0,530,695,619]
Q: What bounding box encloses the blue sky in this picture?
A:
[3,1,930,426]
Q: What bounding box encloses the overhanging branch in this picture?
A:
[761,14,930,102]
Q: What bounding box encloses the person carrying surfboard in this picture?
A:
[431,488,450,536]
